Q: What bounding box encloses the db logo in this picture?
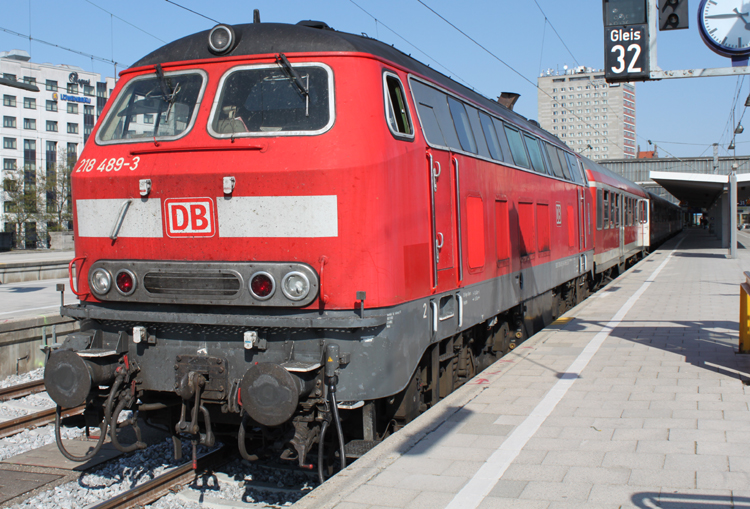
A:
[164,198,215,238]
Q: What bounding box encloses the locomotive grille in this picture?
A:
[143,271,241,297]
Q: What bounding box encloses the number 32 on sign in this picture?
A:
[605,24,649,83]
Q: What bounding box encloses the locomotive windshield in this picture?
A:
[97,70,206,143]
[209,63,333,137]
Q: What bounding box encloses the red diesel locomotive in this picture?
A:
[43,18,680,472]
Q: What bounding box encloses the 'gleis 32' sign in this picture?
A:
[604,25,649,82]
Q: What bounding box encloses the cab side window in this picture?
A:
[384,73,413,139]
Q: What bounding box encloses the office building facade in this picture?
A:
[0,49,115,247]
[537,66,636,160]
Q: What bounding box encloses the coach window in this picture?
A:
[447,97,477,153]
[596,189,603,230]
[523,134,547,174]
[410,80,461,149]
[99,70,206,143]
[614,194,620,227]
[603,190,610,228]
[384,73,413,139]
[553,147,572,180]
[504,125,530,169]
[479,113,503,161]
[564,152,584,184]
[466,106,491,158]
[543,142,564,179]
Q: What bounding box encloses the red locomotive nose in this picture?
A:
[251,274,274,298]
[116,272,134,294]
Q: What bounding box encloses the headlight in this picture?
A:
[90,268,112,295]
[208,24,235,54]
[281,271,310,301]
[249,272,275,300]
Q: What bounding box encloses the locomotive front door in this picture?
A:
[427,149,457,288]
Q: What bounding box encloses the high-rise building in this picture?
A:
[0,49,115,247]
[537,66,636,160]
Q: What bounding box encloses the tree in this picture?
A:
[2,166,47,249]
[43,148,74,232]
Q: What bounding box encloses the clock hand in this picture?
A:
[735,7,750,24]
[706,12,748,18]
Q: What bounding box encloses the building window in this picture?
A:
[46,120,58,132]
[45,80,58,91]
[3,138,16,149]
[67,143,78,166]
[23,139,36,171]
[3,116,16,128]
[3,95,16,107]
[23,118,36,130]
[67,123,79,134]
[46,100,58,112]
[67,83,78,94]
[3,73,16,81]
[23,76,36,85]
[84,85,94,97]
[23,97,36,109]
[3,159,16,170]
[67,102,78,114]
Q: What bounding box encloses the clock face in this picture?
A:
[700,0,750,55]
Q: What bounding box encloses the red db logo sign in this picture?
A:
[164,198,215,238]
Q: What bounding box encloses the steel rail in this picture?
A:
[88,446,228,509]
[0,405,85,439]
[0,379,46,402]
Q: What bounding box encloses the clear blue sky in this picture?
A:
[1,0,747,159]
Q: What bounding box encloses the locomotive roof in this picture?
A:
[131,21,559,146]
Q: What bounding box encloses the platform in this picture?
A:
[295,229,750,509]
[0,249,74,284]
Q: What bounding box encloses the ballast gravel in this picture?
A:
[0,368,44,389]
[7,439,209,509]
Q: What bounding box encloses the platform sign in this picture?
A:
[605,25,650,82]
[603,0,650,83]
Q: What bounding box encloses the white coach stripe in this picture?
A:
[446,235,687,509]
[76,199,163,238]
[216,195,338,238]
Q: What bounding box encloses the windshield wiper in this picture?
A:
[276,53,309,116]
[154,63,181,123]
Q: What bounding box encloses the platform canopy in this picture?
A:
[649,171,750,209]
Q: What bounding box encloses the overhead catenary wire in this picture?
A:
[83,0,166,43]
[347,0,478,92]
[531,0,580,68]
[0,26,123,67]
[414,0,629,157]
[163,0,220,25]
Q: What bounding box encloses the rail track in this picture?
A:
[86,446,227,509]
[0,405,85,439]
[0,379,46,401]
[0,379,86,439]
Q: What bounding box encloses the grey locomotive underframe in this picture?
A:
[59,250,593,404]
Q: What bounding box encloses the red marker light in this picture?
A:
[116,271,135,295]
[250,272,275,299]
